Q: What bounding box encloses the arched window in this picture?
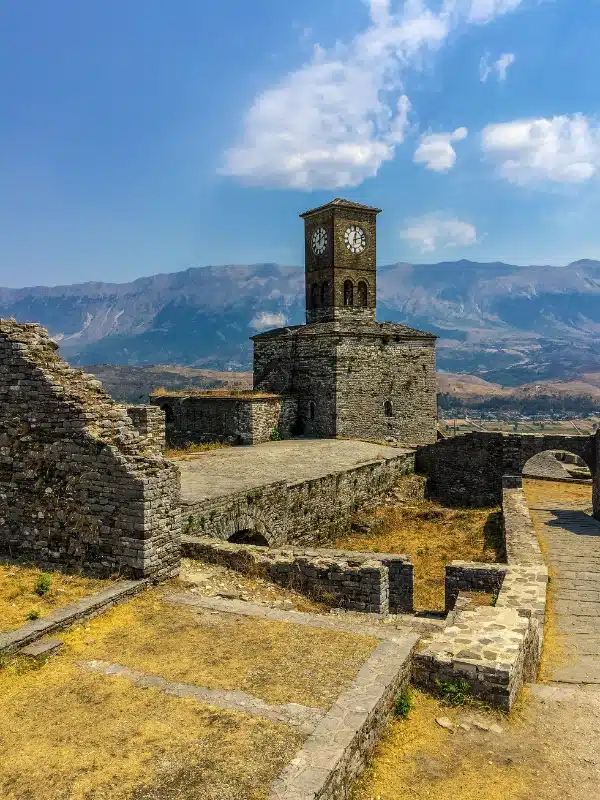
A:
[160,403,175,423]
[308,400,315,421]
[357,281,368,308]
[320,281,330,306]
[311,283,319,307]
[384,400,393,418]
[343,280,354,307]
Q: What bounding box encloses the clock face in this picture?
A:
[344,225,366,254]
[311,227,328,256]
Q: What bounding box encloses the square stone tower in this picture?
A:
[252,199,438,445]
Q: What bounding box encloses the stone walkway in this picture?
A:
[529,500,600,684]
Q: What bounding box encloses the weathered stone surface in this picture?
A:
[19,637,63,658]
[182,536,414,614]
[0,319,181,579]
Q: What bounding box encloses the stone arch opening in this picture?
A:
[343,280,354,307]
[522,449,592,483]
[384,400,393,418]
[357,281,368,308]
[228,529,269,546]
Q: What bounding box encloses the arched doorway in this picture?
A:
[228,529,269,546]
[521,449,592,513]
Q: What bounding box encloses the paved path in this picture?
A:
[529,500,600,684]
[175,439,412,502]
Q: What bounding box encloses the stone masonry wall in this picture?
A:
[335,335,437,445]
[417,431,596,509]
[182,449,415,547]
[149,394,298,446]
[182,536,414,613]
[0,320,181,579]
[125,405,166,456]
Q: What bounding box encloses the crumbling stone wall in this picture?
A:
[181,536,414,613]
[0,320,181,579]
[149,394,298,446]
[125,405,166,456]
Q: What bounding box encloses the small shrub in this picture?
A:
[270,428,282,441]
[434,677,471,706]
[27,609,41,621]
[394,689,413,719]
[34,573,52,596]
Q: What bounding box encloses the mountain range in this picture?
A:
[3,258,600,385]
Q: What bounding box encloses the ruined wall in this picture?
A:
[417,431,596,508]
[0,320,181,579]
[149,394,298,446]
[125,405,166,456]
[182,449,415,547]
[335,335,437,445]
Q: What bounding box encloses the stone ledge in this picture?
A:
[269,635,418,800]
[0,579,148,655]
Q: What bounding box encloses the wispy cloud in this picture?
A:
[480,52,516,82]
[400,212,478,252]
[221,0,526,190]
[414,127,468,171]
[482,114,600,184]
[249,311,288,330]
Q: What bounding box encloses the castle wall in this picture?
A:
[0,320,181,579]
[125,405,166,456]
[150,394,297,446]
[335,336,437,445]
[417,431,596,509]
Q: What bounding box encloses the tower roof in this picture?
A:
[300,198,382,219]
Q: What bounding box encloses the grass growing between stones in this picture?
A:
[61,588,378,709]
[335,485,503,611]
[0,654,301,800]
[0,562,110,632]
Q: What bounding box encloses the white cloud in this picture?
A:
[414,126,468,171]
[480,52,515,82]
[482,114,600,184]
[249,311,288,330]
[400,213,478,252]
[221,0,526,190]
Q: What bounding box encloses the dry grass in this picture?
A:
[335,493,503,611]
[151,387,278,399]
[165,441,229,459]
[0,562,110,632]
[61,589,378,709]
[0,656,301,800]
[351,690,535,800]
[522,478,592,509]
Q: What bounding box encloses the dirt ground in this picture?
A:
[0,561,110,632]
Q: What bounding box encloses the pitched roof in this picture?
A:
[300,198,382,218]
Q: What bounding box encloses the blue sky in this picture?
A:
[1,0,600,287]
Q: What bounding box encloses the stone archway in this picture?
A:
[228,529,269,546]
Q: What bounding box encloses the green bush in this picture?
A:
[394,689,413,719]
[34,573,52,596]
[434,677,471,706]
[270,428,282,441]
[27,609,41,621]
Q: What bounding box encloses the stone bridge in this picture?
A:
[416,431,599,514]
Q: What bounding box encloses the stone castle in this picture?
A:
[152,199,438,446]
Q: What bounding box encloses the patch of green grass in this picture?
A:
[394,689,413,719]
[27,609,40,621]
[270,428,282,441]
[434,678,471,706]
[34,573,52,596]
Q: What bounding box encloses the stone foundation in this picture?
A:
[182,536,414,613]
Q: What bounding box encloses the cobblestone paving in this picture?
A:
[529,499,600,684]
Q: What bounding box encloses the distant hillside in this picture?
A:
[3,258,600,383]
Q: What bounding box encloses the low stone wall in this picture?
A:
[182,536,414,613]
[182,449,415,547]
[445,562,507,613]
[125,405,166,456]
[501,476,545,567]
[150,393,298,446]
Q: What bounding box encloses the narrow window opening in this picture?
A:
[308,400,315,421]
[357,281,368,308]
[311,283,319,308]
[384,400,393,418]
[343,280,354,307]
[161,404,175,423]
[320,281,330,306]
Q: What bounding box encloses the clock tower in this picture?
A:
[300,198,381,324]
